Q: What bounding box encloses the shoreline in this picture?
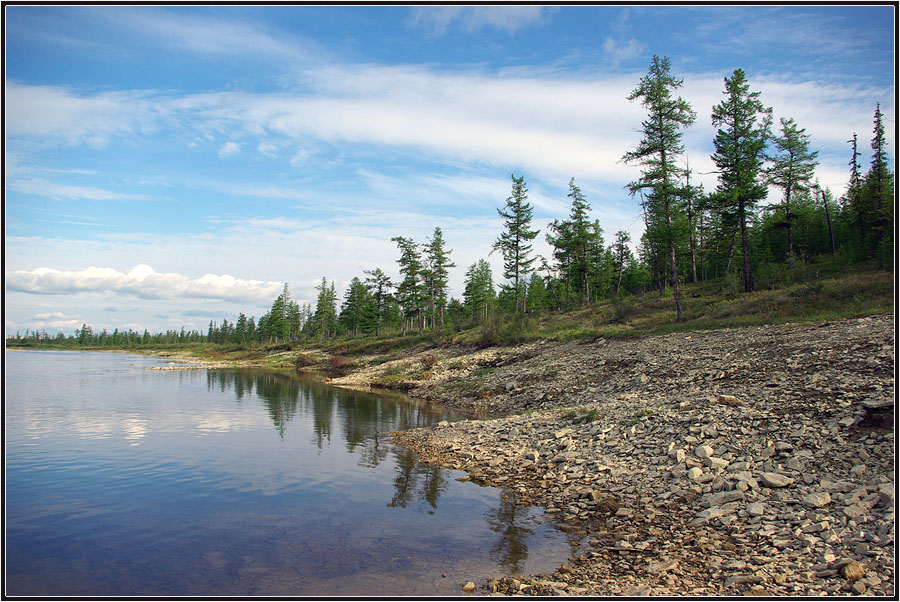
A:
[382,314,894,596]
[8,315,894,595]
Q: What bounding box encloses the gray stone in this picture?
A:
[747,502,767,517]
[706,457,729,470]
[843,503,868,519]
[803,492,832,508]
[706,489,743,507]
[758,472,795,488]
[695,445,714,459]
[648,559,679,574]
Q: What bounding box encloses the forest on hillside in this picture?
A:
[9,58,894,349]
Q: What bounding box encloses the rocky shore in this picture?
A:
[372,314,895,596]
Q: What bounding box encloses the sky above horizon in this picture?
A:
[4,4,895,336]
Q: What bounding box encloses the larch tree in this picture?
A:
[611,230,632,296]
[392,235,425,334]
[710,67,772,292]
[547,178,604,306]
[311,277,338,339]
[422,227,456,328]
[865,102,894,257]
[339,276,370,337]
[363,268,393,337]
[462,259,494,320]
[492,174,540,313]
[623,55,696,321]
[843,132,867,254]
[765,117,819,257]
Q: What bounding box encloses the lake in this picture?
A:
[4,350,579,596]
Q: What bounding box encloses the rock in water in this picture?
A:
[462,581,476,591]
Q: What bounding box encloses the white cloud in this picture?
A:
[217,141,240,158]
[257,141,278,157]
[4,82,162,148]
[602,37,646,67]
[32,312,71,320]
[6,264,283,303]
[7,63,891,193]
[102,7,322,61]
[8,177,152,201]
[408,6,551,35]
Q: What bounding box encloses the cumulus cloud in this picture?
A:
[6,264,283,303]
[217,141,240,158]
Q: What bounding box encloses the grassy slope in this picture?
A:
[8,270,893,369]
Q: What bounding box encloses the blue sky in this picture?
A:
[4,4,895,336]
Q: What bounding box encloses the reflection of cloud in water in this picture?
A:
[192,415,242,434]
[57,415,148,445]
[121,418,148,445]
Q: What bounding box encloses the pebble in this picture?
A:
[386,314,894,597]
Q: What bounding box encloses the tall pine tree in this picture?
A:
[710,67,772,292]
[492,174,539,313]
[765,117,819,258]
[623,55,696,320]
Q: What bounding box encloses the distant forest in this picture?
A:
[9,58,893,348]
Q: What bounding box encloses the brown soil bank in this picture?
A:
[337,314,895,596]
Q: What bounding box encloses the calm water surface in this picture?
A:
[5,350,579,596]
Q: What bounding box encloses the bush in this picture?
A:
[329,355,352,369]
[295,353,316,367]
[612,296,636,323]
[420,353,438,370]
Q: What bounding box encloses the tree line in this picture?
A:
[8,56,892,348]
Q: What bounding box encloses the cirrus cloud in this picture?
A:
[6,264,283,303]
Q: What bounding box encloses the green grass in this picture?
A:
[16,269,888,370]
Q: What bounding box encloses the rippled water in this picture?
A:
[4,350,579,596]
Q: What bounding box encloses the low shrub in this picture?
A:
[329,355,352,369]
[420,353,438,370]
[295,353,316,368]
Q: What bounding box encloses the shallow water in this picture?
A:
[4,350,579,596]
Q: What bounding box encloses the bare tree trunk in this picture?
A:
[724,229,738,276]
[820,189,836,259]
[740,202,753,292]
[670,240,683,321]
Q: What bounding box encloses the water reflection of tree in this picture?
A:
[387,446,448,510]
[484,494,534,575]
[205,371,452,475]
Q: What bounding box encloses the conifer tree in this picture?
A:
[392,236,425,334]
[462,259,494,320]
[492,174,539,313]
[864,102,894,258]
[710,67,772,292]
[612,230,633,296]
[422,227,456,328]
[765,117,819,257]
[312,277,338,339]
[547,178,605,306]
[339,277,370,337]
[843,133,867,254]
[364,268,393,337]
[623,55,696,320]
